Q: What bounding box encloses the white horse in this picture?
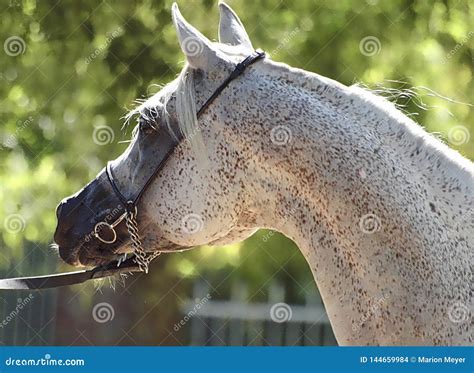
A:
[54,3,473,345]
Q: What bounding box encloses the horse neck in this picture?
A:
[239,63,473,345]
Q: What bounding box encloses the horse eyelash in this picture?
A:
[139,116,159,133]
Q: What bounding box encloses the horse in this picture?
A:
[53,2,473,345]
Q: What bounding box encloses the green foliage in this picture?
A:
[0,0,472,344]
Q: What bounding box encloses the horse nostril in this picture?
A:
[58,245,79,266]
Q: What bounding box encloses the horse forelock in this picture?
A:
[123,64,206,158]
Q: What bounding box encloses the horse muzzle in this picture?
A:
[54,170,129,267]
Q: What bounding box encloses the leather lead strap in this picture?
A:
[0,258,141,290]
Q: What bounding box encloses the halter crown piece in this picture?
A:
[0,50,266,289]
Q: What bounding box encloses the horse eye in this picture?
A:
[139,118,155,133]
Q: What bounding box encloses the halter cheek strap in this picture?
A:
[0,50,266,289]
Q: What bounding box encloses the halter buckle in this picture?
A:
[93,211,127,244]
[93,222,118,244]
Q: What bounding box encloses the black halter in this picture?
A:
[0,50,266,290]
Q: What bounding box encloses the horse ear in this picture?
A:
[171,3,219,70]
[218,2,253,50]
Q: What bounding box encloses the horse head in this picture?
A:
[54,3,265,267]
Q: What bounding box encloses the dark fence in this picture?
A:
[179,280,337,346]
[0,243,57,345]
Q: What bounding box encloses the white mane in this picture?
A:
[124,63,204,155]
[347,84,474,178]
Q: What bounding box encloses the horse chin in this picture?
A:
[80,243,136,267]
[58,235,189,268]
[77,250,113,267]
[57,241,124,268]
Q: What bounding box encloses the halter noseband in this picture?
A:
[93,50,266,274]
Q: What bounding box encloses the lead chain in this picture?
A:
[125,209,161,274]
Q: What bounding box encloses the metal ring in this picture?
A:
[93,222,117,244]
